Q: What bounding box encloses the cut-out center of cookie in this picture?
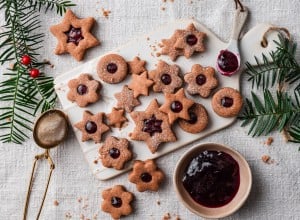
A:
[170,101,183,113]
[111,197,122,208]
[142,115,162,136]
[106,63,118,74]
[186,34,198,46]
[221,97,234,107]
[196,74,207,86]
[64,26,84,46]
[140,172,152,182]
[109,147,121,159]
[85,121,97,134]
[217,50,239,73]
[161,73,172,85]
[76,84,88,95]
[187,111,198,124]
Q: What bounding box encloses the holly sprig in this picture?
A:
[239,35,300,143]
[0,0,75,144]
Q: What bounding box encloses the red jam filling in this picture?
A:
[142,115,163,136]
[65,26,84,45]
[217,50,239,74]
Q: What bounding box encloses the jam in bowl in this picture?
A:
[173,143,252,219]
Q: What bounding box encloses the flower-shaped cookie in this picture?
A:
[173,23,206,58]
[101,185,134,219]
[130,99,176,153]
[159,88,194,124]
[128,71,153,98]
[128,56,147,75]
[114,85,141,112]
[74,111,110,143]
[50,10,100,61]
[106,107,127,128]
[184,64,218,98]
[67,73,101,107]
[149,60,182,94]
[128,159,164,192]
[99,136,132,170]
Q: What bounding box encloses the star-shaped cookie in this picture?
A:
[130,99,176,153]
[159,88,195,124]
[74,111,110,143]
[127,56,147,75]
[161,36,184,61]
[173,23,206,58]
[50,10,100,61]
[106,107,127,128]
[128,71,153,98]
[114,85,141,112]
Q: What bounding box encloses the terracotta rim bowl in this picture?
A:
[173,142,252,219]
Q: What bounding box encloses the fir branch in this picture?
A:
[27,0,76,15]
[0,0,74,143]
[239,90,300,137]
[245,35,300,90]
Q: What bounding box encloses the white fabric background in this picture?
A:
[1,0,300,219]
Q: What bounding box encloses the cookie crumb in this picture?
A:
[163,212,171,220]
[53,200,59,206]
[161,7,166,11]
[265,137,274,146]
[156,52,161,57]
[77,197,82,203]
[147,37,150,41]
[101,8,111,18]
[262,155,271,163]
[65,212,72,219]
[94,159,98,164]
[175,215,181,220]
[157,200,161,205]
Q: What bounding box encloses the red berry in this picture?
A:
[21,55,31,66]
[30,68,40,78]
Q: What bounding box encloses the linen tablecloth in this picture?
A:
[1,0,300,219]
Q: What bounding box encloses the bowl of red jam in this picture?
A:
[173,143,252,218]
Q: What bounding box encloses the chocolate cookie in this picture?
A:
[74,111,110,143]
[128,56,147,75]
[101,185,134,219]
[211,87,243,117]
[128,71,153,98]
[159,88,194,124]
[130,99,176,154]
[67,73,101,107]
[50,10,100,61]
[128,159,164,192]
[149,60,182,94]
[178,103,209,133]
[106,107,127,128]
[114,85,141,112]
[99,136,132,170]
[184,64,218,98]
[97,54,128,84]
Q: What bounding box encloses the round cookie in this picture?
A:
[178,103,209,133]
[97,54,128,84]
[211,87,243,117]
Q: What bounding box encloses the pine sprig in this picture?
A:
[240,35,300,143]
[245,35,300,90]
[27,0,76,15]
[0,0,75,143]
[239,90,300,137]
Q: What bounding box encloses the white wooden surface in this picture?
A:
[1,0,300,219]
